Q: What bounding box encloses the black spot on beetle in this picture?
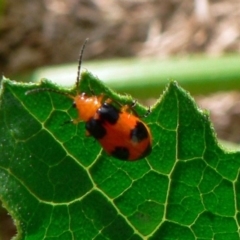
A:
[85,118,106,139]
[98,103,120,124]
[130,121,149,143]
[111,146,130,160]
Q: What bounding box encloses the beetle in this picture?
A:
[26,39,152,161]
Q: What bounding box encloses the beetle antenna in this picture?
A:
[76,38,89,90]
[25,39,89,98]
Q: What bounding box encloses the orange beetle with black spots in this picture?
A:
[26,39,152,161]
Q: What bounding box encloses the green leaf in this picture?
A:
[0,71,239,240]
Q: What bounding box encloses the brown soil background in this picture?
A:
[1,1,240,239]
[1,0,240,73]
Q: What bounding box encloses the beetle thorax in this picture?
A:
[74,93,101,121]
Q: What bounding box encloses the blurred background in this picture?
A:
[1,0,240,73]
[1,0,240,239]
